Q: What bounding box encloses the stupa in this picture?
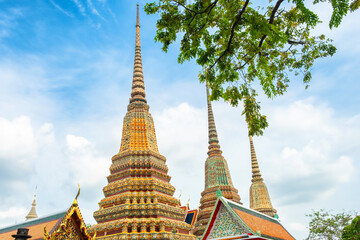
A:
[89,5,196,240]
[193,84,241,236]
[249,134,277,217]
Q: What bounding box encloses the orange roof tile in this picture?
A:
[232,208,294,240]
[0,211,65,240]
[202,197,295,240]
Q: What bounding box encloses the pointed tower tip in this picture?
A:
[136,4,140,27]
[129,3,147,104]
[206,83,222,156]
[26,194,38,220]
[249,135,263,182]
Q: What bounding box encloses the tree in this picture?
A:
[144,0,359,136]
[342,215,360,240]
[306,209,354,240]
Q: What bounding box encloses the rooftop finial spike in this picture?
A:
[206,82,222,156]
[136,4,140,27]
[130,4,147,104]
[249,135,263,182]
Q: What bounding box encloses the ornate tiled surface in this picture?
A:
[208,205,247,239]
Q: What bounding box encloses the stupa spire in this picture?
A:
[249,135,263,182]
[130,4,146,104]
[248,134,277,217]
[194,83,241,236]
[206,83,221,157]
[25,194,38,221]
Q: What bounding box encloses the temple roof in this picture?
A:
[202,196,295,240]
[0,211,66,240]
[0,188,92,240]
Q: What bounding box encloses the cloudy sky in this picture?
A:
[0,0,359,239]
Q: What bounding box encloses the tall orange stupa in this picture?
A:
[89,5,196,240]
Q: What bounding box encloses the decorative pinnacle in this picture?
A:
[25,194,38,220]
[249,135,263,182]
[206,83,222,156]
[130,4,146,104]
[136,4,140,27]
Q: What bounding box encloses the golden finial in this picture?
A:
[73,184,80,206]
[178,192,182,206]
[44,225,49,238]
[187,196,190,209]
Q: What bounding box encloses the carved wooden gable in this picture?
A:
[44,203,93,240]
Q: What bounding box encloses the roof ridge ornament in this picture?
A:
[72,184,80,207]
[216,188,222,198]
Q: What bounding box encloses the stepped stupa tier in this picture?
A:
[193,84,241,237]
[249,135,277,217]
[89,5,195,240]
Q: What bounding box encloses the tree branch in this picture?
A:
[209,0,250,70]
[287,39,306,44]
[258,0,284,48]
[185,0,219,26]
[171,0,196,13]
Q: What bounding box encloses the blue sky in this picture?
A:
[0,1,359,239]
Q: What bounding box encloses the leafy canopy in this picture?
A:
[306,209,355,240]
[145,0,358,135]
[342,215,360,240]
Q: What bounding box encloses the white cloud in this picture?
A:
[36,123,55,146]
[66,134,91,151]
[0,207,27,221]
[287,222,307,232]
[66,134,108,188]
[0,116,37,159]
[72,0,86,16]
[154,102,207,207]
[87,0,102,18]
[257,99,358,206]
[0,8,23,40]
[49,0,74,17]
